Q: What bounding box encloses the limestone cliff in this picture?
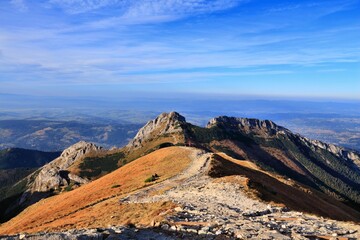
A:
[30,141,102,192]
[127,112,186,149]
[206,116,290,136]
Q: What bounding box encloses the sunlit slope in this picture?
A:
[0,146,194,234]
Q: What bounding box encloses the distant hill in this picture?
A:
[0,119,142,151]
[0,148,60,191]
[0,148,60,169]
[0,148,60,221]
[0,148,60,189]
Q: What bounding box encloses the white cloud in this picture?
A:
[45,0,245,28]
[48,0,243,17]
[123,0,240,18]
[10,0,28,11]
[47,0,125,13]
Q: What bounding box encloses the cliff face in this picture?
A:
[30,141,102,192]
[297,136,360,169]
[206,116,360,166]
[206,116,290,136]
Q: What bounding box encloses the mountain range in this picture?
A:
[0,112,360,239]
[0,119,142,151]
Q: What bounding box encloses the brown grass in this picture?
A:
[124,133,185,161]
[216,152,260,170]
[0,146,193,235]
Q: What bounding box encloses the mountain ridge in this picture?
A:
[1,112,360,239]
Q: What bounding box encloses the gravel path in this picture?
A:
[120,147,212,203]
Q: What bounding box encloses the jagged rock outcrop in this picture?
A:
[206,116,290,136]
[206,116,360,168]
[297,135,360,169]
[127,112,186,149]
[30,141,102,192]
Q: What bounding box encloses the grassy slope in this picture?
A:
[68,132,186,180]
[0,146,194,234]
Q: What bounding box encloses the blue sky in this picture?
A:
[0,0,359,100]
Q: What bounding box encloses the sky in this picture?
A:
[0,0,359,100]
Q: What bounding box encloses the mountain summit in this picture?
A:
[127,112,186,149]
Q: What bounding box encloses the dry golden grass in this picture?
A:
[0,146,193,235]
[124,133,185,162]
[216,152,259,170]
[67,148,120,175]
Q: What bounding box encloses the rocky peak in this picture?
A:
[30,141,102,193]
[127,112,186,149]
[56,141,101,169]
[298,135,360,169]
[206,116,290,136]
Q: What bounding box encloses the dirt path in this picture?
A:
[120,147,212,203]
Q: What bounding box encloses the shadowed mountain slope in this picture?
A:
[0,148,60,170]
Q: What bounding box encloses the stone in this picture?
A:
[161,224,170,230]
[19,233,26,239]
[198,229,208,235]
[174,207,183,212]
[186,228,197,234]
[201,226,210,232]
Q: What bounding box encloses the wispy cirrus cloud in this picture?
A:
[47,0,126,14]
[10,0,27,11]
[48,0,243,15]
[45,0,245,27]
